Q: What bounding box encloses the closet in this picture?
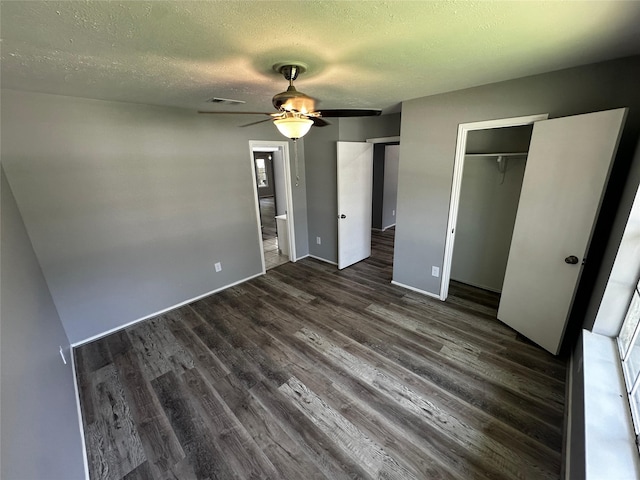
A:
[444,109,626,354]
[450,125,533,292]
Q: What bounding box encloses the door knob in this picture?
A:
[339,214,346,219]
[565,255,579,265]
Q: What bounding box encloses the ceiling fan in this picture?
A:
[198,63,382,139]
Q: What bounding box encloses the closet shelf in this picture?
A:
[465,152,528,158]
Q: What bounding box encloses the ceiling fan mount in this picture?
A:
[272,62,308,81]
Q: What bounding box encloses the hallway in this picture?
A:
[259,196,288,270]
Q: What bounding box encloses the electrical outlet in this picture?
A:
[392,209,395,216]
[215,262,222,272]
[316,236,321,245]
[431,266,440,277]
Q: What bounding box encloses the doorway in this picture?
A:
[441,114,548,300]
[336,137,400,272]
[449,125,533,294]
[249,140,296,271]
[372,143,400,232]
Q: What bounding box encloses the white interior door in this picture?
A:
[498,108,627,354]
[337,141,374,269]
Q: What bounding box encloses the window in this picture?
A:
[255,158,268,187]
[617,277,640,446]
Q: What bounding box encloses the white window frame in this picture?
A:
[618,280,640,447]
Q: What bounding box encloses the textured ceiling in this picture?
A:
[2,1,640,114]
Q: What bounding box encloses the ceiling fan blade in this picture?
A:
[311,117,331,127]
[239,118,274,128]
[316,109,382,118]
[197,111,273,115]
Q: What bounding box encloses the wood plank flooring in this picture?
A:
[260,196,288,270]
[75,228,566,480]
[259,197,277,239]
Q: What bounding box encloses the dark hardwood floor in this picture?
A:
[259,196,288,270]
[75,228,566,480]
[259,196,277,239]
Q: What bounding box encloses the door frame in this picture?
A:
[440,113,549,300]
[249,140,297,272]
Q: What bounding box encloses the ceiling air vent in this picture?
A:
[206,97,246,105]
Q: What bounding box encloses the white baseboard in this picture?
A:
[308,254,338,266]
[71,271,264,347]
[391,280,442,300]
[295,253,309,262]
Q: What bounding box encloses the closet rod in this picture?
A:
[464,152,528,158]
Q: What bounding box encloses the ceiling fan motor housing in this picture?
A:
[272,85,316,113]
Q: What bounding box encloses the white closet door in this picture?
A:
[498,108,627,354]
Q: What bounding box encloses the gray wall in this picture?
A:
[1,89,308,344]
[466,125,534,154]
[1,169,86,480]
[394,55,640,334]
[450,155,526,291]
[339,113,402,142]
[381,145,400,229]
[305,122,340,261]
[305,114,401,262]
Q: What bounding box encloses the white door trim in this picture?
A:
[249,140,297,272]
[440,113,549,300]
[366,136,401,144]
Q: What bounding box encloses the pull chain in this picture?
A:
[293,138,300,187]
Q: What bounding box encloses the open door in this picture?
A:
[498,108,627,354]
[337,141,374,269]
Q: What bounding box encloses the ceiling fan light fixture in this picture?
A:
[273,116,313,139]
